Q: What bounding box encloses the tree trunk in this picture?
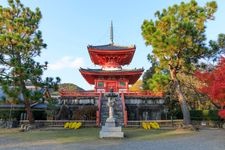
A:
[24,99,34,123]
[170,69,191,125]
[16,54,34,124]
[21,81,34,124]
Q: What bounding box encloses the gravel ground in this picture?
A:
[0,129,224,150]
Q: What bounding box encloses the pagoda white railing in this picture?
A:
[59,90,163,98]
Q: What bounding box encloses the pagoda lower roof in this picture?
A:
[88,44,135,51]
[79,68,144,84]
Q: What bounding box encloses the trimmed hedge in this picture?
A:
[190,110,219,121]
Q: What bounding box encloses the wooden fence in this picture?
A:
[20,120,97,127]
[127,119,183,127]
[20,119,183,128]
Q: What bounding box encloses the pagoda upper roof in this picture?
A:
[88,43,135,51]
[79,68,144,85]
[87,43,136,66]
[80,68,143,72]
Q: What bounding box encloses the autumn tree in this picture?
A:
[195,57,225,109]
[0,0,59,123]
[129,80,143,92]
[141,0,218,125]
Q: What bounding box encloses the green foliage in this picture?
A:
[143,54,170,93]
[142,0,218,73]
[142,68,153,90]
[142,54,158,90]
[0,0,46,96]
[0,109,23,120]
[147,72,170,92]
[0,109,11,120]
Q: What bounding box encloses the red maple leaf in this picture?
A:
[195,57,225,118]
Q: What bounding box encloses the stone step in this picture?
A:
[101,126,122,132]
[99,130,124,138]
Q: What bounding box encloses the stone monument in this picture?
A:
[99,89,124,138]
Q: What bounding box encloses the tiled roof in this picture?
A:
[88,44,135,50]
[80,68,144,72]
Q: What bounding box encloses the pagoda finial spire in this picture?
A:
[110,21,114,45]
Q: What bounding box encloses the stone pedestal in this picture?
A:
[99,118,124,138]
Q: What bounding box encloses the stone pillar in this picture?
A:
[107,97,115,119]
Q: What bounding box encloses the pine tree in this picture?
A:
[0,0,59,123]
[141,0,218,125]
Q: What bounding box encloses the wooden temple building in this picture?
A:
[59,24,165,126]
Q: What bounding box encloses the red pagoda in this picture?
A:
[80,24,143,93]
[59,24,164,126]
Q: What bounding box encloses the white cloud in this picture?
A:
[48,56,84,70]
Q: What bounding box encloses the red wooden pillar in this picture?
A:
[121,92,128,127]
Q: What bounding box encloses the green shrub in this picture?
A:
[208,110,219,121]
[168,110,183,119]
[0,109,24,120]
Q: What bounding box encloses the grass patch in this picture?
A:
[124,128,194,140]
[0,127,195,144]
[2,128,100,144]
[0,128,21,137]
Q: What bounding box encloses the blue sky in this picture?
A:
[1,0,225,90]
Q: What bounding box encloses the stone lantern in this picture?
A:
[99,89,124,138]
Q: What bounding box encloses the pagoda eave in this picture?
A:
[87,44,135,51]
[79,68,143,85]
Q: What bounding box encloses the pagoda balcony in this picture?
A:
[59,90,162,98]
[59,90,100,97]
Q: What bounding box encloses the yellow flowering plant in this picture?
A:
[142,121,160,130]
[64,122,82,129]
